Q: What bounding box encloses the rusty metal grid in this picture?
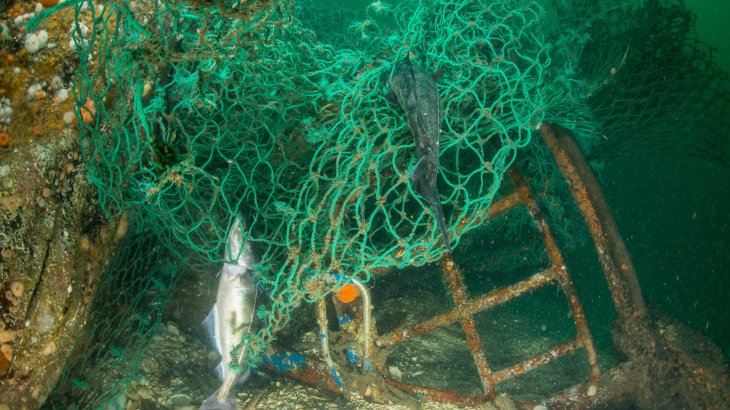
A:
[374,165,601,405]
[261,123,653,408]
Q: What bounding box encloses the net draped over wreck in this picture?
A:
[23,0,727,407]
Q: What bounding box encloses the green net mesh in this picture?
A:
[26,0,727,407]
[540,0,730,165]
[48,230,181,409]
[37,0,547,406]
[76,0,545,275]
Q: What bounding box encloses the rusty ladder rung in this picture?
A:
[263,124,652,407]
[377,168,601,397]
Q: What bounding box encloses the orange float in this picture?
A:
[335,283,360,304]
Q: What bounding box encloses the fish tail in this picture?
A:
[199,389,239,410]
[432,200,453,252]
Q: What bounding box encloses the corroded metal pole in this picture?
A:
[376,266,560,348]
[348,276,373,372]
[539,123,651,356]
[511,170,600,382]
[441,253,495,396]
[262,124,656,406]
[316,297,344,393]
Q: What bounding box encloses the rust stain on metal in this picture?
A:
[261,356,342,395]
[455,189,523,235]
[268,123,663,407]
[383,377,490,406]
[441,252,496,395]
[460,319,495,396]
[539,124,651,354]
[493,340,582,384]
[510,168,601,381]
[377,267,559,348]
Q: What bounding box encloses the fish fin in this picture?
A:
[385,89,398,105]
[432,201,453,252]
[410,155,451,250]
[409,156,428,197]
[203,305,221,355]
[199,389,239,410]
[431,69,445,82]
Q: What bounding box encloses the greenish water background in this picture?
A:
[601,0,730,356]
[686,0,730,71]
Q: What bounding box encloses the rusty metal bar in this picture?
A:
[260,352,343,395]
[488,189,525,218]
[539,124,650,352]
[441,253,495,396]
[316,297,344,393]
[555,269,600,382]
[455,188,525,236]
[265,123,652,406]
[539,123,646,318]
[510,169,601,382]
[383,378,490,406]
[493,340,582,384]
[376,266,561,348]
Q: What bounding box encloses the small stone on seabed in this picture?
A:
[27,83,44,100]
[55,88,69,103]
[42,340,56,356]
[166,394,191,407]
[587,384,597,396]
[388,365,403,379]
[137,387,152,400]
[51,76,64,90]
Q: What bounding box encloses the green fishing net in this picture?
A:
[27,0,727,407]
[541,0,730,164]
[38,0,546,406]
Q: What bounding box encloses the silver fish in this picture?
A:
[385,58,452,252]
[200,215,259,410]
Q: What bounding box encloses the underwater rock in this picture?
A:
[137,387,152,400]
[166,393,192,407]
[0,127,118,407]
[0,1,123,406]
[0,78,119,410]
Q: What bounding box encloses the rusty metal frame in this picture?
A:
[262,123,653,407]
[374,153,601,404]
